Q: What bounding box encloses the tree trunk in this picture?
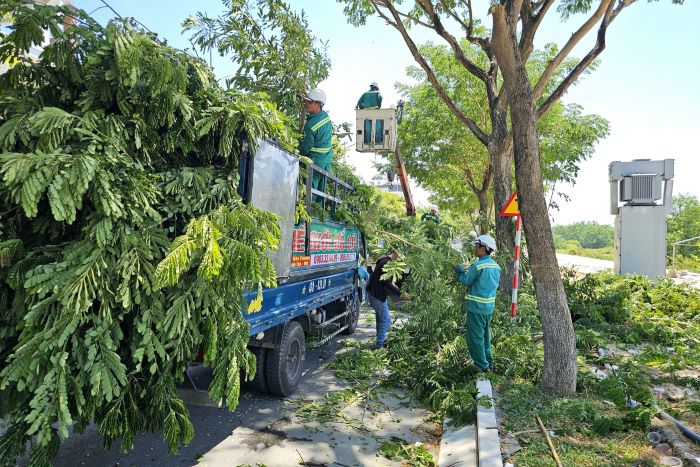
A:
[489,110,515,295]
[476,188,490,234]
[492,2,577,396]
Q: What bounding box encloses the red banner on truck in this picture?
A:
[291,221,359,269]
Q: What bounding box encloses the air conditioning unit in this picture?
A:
[619,174,662,205]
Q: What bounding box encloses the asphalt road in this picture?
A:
[44,338,347,467]
[556,252,614,273]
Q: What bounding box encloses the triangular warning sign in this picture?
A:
[499,192,519,217]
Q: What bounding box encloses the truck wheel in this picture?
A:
[266,322,305,397]
[248,346,268,394]
[342,292,359,335]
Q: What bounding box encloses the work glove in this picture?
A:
[455,264,467,275]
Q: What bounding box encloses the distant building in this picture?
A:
[366,172,403,194]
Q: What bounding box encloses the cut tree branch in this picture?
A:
[535,0,629,120]
[532,0,613,103]
[376,1,489,145]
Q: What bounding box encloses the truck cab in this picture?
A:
[231,139,364,396]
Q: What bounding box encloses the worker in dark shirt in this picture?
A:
[367,251,409,349]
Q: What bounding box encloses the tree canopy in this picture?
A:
[396,41,609,228]
[184,0,330,125]
[0,3,292,464]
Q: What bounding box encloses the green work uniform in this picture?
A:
[421,213,441,224]
[356,90,383,109]
[299,110,333,190]
[456,255,501,371]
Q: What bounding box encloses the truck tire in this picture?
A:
[248,346,268,394]
[342,292,360,335]
[266,322,305,397]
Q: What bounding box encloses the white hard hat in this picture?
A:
[473,234,497,252]
[304,88,326,105]
[370,82,379,88]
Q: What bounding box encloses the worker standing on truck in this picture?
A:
[356,82,384,145]
[455,235,500,372]
[299,88,333,190]
[367,251,408,349]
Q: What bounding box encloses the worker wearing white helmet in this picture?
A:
[299,88,334,190]
[356,82,384,146]
[356,82,382,110]
[455,233,501,372]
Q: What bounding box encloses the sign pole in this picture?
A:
[511,215,522,318]
[499,191,521,319]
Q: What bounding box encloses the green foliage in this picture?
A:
[293,389,356,424]
[553,221,614,249]
[395,42,492,223]
[558,0,683,20]
[396,42,609,223]
[499,381,659,465]
[564,271,700,351]
[492,293,545,381]
[378,436,436,467]
[0,4,289,465]
[364,217,482,425]
[184,0,330,124]
[667,193,700,272]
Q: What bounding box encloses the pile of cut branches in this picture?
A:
[0,3,292,464]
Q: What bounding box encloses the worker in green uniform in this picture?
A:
[299,88,333,191]
[455,234,501,372]
[356,82,383,109]
[356,82,384,145]
[421,207,441,224]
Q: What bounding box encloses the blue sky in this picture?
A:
[75,0,700,225]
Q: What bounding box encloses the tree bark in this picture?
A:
[491,1,577,395]
[476,188,490,234]
[489,110,515,294]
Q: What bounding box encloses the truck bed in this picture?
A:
[243,269,355,336]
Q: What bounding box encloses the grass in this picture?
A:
[493,272,700,465]
[556,242,615,261]
[498,381,660,466]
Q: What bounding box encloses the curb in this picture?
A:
[438,378,503,467]
[476,378,503,467]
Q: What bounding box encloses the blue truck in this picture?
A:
[230,139,364,397]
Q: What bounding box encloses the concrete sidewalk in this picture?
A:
[198,309,443,466]
[43,308,484,466]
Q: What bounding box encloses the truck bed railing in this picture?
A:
[304,163,356,212]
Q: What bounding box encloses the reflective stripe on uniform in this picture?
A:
[476,263,501,271]
[310,147,332,153]
[466,294,496,304]
[311,117,331,132]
